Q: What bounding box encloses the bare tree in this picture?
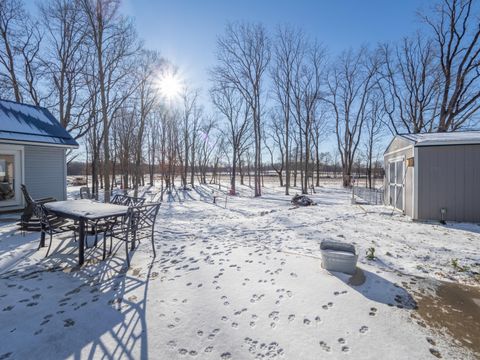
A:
[326,48,380,187]
[424,0,480,131]
[379,36,440,134]
[132,50,163,196]
[291,41,326,193]
[81,0,138,202]
[271,25,304,195]
[364,94,385,188]
[40,0,91,138]
[0,0,43,104]
[212,22,270,197]
[211,84,250,195]
[179,86,200,189]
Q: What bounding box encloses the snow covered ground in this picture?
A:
[0,181,478,359]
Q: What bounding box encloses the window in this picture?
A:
[0,147,22,207]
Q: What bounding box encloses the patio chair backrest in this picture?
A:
[111,194,146,206]
[111,194,130,205]
[79,186,92,199]
[127,203,161,239]
[21,184,34,205]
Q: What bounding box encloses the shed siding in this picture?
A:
[417,145,480,222]
[24,145,66,201]
[384,146,414,217]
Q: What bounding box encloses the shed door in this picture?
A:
[389,159,404,211]
[0,148,22,207]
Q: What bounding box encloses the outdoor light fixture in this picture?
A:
[440,208,447,224]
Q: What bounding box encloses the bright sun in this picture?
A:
[158,72,182,101]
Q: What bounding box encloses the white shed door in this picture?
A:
[389,159,404,211]
[0,148,22,207]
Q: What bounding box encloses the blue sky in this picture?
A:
[122,0,433,91]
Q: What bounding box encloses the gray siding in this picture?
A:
[24,145,66,201]
[417,145,480,222]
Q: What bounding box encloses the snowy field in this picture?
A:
[0,181,479,359]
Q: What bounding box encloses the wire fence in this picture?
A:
[352,184,384,205]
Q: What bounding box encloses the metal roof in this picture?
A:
[399,131,480,147]
[0,99,79,148]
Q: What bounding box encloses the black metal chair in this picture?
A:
[32,202,77,257]
[79,186,93,199]
[111,194,146,206]
[20,184,56,232]
[108,203,161,266]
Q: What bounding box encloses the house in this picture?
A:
[384,131,480,222]
[0,99,79,211]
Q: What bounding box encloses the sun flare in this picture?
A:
[158,71,182,101]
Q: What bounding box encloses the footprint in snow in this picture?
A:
[359,325,369,334]
[319,341,331,352]
[63,319,75,327]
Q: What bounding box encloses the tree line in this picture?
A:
[1,0,479,199]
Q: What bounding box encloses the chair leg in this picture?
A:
[109,234,113,255]
[37,232,44,250]
[102,233,106,260]
[94,232,98,247]
[125,239,130,267]
[45,233,53,257]
[151,232,156,258]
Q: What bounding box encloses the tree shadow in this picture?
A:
[0,236,156,359]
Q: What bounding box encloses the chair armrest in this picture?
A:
[36,198,57,204]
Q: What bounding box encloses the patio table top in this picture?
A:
[44,199,129,220]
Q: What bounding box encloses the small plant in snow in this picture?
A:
[365,247,376,261]
[451,258,469,272]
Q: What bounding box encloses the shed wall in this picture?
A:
[417,145,480,222]
[24,145,66,201]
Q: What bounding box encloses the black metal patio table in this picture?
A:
[43,199,129,266]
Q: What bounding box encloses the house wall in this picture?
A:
[417,145,480,222]
[24,145,67,202]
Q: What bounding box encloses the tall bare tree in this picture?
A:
[81,0,138,202]
[211,84,250,195]
[212,22,270,197]
[379,36,441,134]
[40,0,91,139]
[271,25,304,195]
[424,0,480,131]
[326,48,380,187]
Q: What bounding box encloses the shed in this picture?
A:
[0,99,78,211]
[384,131,480,222]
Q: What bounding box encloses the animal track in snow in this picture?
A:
[319,341,331,352]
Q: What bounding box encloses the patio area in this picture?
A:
[0,184,479,359]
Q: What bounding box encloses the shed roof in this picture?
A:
[0,99,78,148]
[398,131,480,147]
